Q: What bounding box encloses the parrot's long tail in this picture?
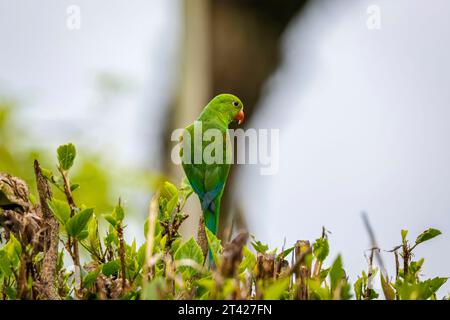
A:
[204,209,217,235]
[203,199,220,266]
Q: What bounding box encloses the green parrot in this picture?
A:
[181,94,244,237]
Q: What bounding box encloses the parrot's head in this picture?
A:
[204,93,244,126]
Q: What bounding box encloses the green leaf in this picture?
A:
[205,228,222,266]
[70,184,80,192]
[159,181,179,218]
[5,286,16,299]
[401,229,408,242]
[103,214,117,227]
[354,277,363,300]
[166,196,178,217]
[5,234,21,264]
[33,252,44,265]
[222,278,235,297]
[239,245,257,274]
[171,237,182,254]
[141,276,166,300]
[396,277,447,300]
[309,279,331,300]
[41,167,54,181]
[154,235,165,254]
[102,260,120,277]
[425,277,448,296]
[250,235,269,254]
[57,143,76,171]
[263,277,290,300]
[380,273,395,300]
[313,237,329,262]
[319,267,330,282]
[86,216,100,250]
[409,258,425,275]
[277,246,295,261]
[174,237,204,277]
[0,251,12,276]
[29,193,37,205]
[329,255,345,292]
[104,232,118,246]
[0,234,22,275]
[83,268,100,288]
[112,203,125,222]
[180,176,193,200]
[196,278,216,293]
[48,198,71,225]
[66,208,94,238]
[415,228,442,245]
[77,230,89,240]
[367,289,379,300]
[137,243,146,268]
[160,181,178,201]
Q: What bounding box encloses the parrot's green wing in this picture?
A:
[181,124,205,198]
[181,122,231,234]
[200,164,229,234]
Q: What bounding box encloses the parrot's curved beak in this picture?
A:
[235,110,244,125]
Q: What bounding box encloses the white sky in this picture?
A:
[0,0,180,167]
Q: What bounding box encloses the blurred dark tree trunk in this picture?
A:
[164,0,309,239]
[210,0,308,117]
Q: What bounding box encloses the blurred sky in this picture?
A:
[0,0,449,294]
[0,0,180,168]
[238,0,450,293]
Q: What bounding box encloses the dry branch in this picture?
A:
[34,160,60,300]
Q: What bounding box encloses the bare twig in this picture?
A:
[364,247,378,300]
[287,246,312,277]
[57,166,82,297]
[145,193,159,280]
[197,215,208,262]
[116,200,127,291]
[294,240,311,300]
[219,231,248,278]
[361,212,387,277]
[402,241,410,277]
[394,249,399,280]
[313,228,327,277]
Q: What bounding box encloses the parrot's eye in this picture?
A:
[232,101,239,107]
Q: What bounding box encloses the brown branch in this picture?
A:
[294,240,311,300]
[402,242,410,278]
[57,166,82,297]
[58,166,76,213]
[394,249,400,281]
[16,253,28,299]
[219,231,248,278]
[34,160,60,300]
[313,228,327,277]
[117,220,127,291]
[145,194,159,280]
[364,247,377,300]
[287,246,313,277]
[197,215,208,262]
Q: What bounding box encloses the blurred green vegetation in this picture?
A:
[1,150,446,299]
[0,97,160,215]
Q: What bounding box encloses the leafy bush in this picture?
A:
[0,144,447,300]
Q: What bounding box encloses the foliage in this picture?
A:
[0,143,447,300]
